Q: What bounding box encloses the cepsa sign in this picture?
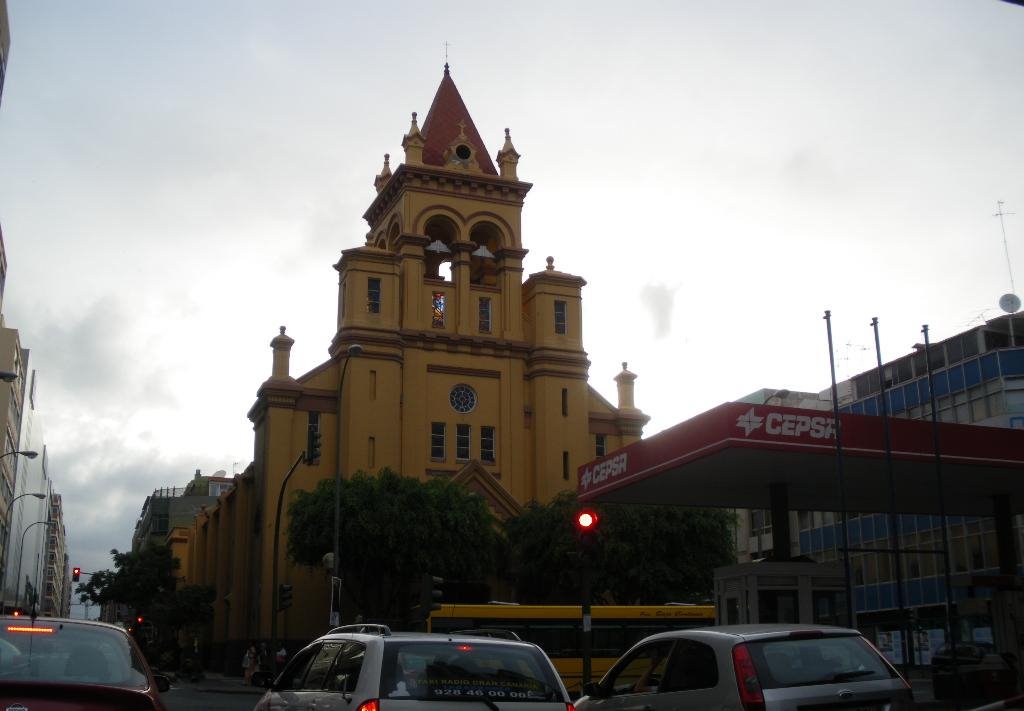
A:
[736,408,834,440]
[579,452,628,492]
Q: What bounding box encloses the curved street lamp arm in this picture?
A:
[13,520,55,610]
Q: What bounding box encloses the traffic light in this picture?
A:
[278,583,293,611]
[72,567,81,582]
[575,509,599,534]
[305,425,322,464]
[417,574,444,620]
[136,615,144,624]
[574,509,600,554]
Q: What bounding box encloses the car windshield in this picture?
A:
[380,640,561,702]
[0,619,150,689]
[748,634,896,689]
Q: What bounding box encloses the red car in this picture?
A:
[0,615,171,710]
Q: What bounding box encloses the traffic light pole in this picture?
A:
[415,574,444,629]
[270,453,305,676]
[574,509,598,690]
[581,560,592,689]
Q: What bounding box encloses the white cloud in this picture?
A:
[1,0,1022,602]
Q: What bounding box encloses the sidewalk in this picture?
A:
[908,668,1011,710]
[166,670,266,695]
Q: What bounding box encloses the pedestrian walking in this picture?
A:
[243,642,257,685]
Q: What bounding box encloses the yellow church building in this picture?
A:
[183,65,649,672]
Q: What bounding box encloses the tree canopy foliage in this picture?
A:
[286,467,499,622]
[76,545,180,612]
[505,492,735,604]
[75,544,214,655]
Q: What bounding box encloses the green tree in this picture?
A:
[600,504,735,604]
[286,467,499,622]
[502,492,582,603]
[76,544,210,665]
[505,492,735,604]
[76,544,179,612]
[149,583,216,640]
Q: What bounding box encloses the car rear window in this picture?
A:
[747,634,896,689]
[0,620,150,689]
[380,640,563,702]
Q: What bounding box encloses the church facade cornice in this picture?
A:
[362,163,532,227]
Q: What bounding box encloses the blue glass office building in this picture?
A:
[798,314,1024,650]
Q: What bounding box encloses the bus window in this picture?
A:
[526,623,577,658]
[592,624,627,658]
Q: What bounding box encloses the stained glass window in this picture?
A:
[449,384,477,413]
[433,292,446,327]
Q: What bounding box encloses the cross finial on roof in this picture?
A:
[443,41,452,75]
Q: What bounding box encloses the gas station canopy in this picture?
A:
[578,402,1024,516]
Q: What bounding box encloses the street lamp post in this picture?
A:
[0,451,39,461]
[1,491,46,602]
[0,449,43,608]
[332,343,362,624]
[270,452,305,676]
[14,520,54,611]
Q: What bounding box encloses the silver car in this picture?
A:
[253,624,574,710]
[575,624,914,710]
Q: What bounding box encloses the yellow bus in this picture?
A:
[428,603,715,694]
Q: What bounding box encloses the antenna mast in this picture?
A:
[995,201,1020,346]
[995,200,1016,293]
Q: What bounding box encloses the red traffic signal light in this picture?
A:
[72,567,81,582]
[136,615,144,624]
[575,509,599,531]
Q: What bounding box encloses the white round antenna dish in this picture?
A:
[1000,293,1021,314]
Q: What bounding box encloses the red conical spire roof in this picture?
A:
[420,65,497,175]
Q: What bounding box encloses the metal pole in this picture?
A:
[871,317,909,668]
[825,311,855,628]
[270,453,305,677]
[923,324,961,709]
[1,491,45,607]
[581,559,592,689]
[333,349,359,621]
[13,520,52,610]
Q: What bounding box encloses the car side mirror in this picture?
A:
[581,681,605,698]
[153,674,171,693]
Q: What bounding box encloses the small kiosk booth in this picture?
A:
[713,560,847,627]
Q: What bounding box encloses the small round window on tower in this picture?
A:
[455,144,472,160]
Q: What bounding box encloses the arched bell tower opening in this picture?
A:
[469,222,502,286]
[424,214,458,280]
[385,221,401,250]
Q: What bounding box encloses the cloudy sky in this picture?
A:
[1,2,1022,616]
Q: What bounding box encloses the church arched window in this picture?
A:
[469,222,502,286]
[424,214,459,280]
